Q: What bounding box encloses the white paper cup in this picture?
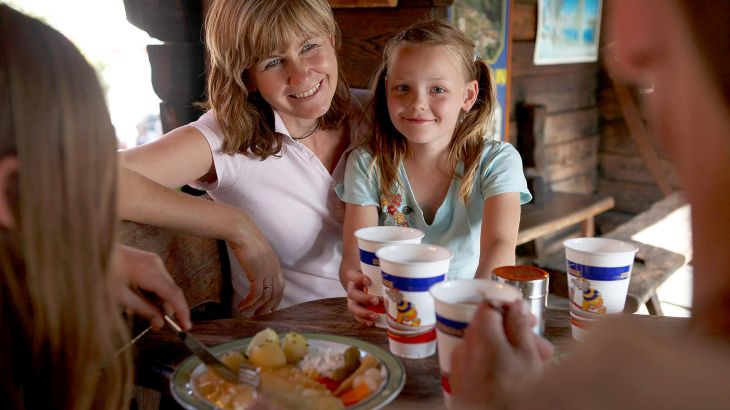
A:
[564,238,638,317]
[569,310,598,341]
[386,326,438,359]
[355,226,424,328]
[377,244,452,358]
[430,280,522,409]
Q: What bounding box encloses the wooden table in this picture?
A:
[134,297,687,409]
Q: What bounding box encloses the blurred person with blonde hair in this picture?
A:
[449,1,730,408]
[0,5,190,408]
[119,0,364,316]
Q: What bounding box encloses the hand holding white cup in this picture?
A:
[430,279,522,409]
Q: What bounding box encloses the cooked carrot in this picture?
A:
[333,354,376,396]
[339,382,372,406]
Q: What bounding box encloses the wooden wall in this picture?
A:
[333,0,451,89]
[508,0,600,198]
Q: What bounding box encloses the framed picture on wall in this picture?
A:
[450,0,512,142]
[534,0,603,65]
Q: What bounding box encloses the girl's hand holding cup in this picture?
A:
[346,268,382,327]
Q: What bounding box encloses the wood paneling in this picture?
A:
[599,179,665,214]
[599,153,681,188]
[335,7,448,88]
[510,68,598,114]
[511,2,536,41]
[511,42,599,78]
[543,136,599,181]
[543,108,599,144]
[551,171,598,194]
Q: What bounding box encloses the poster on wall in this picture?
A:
[534,0,603,65]
[450,0,511,142]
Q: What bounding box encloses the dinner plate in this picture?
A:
[170,333,406,410]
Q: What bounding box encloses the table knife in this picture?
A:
[163,315,240,384]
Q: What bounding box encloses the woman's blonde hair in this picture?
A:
[0,5,132,409]
[367,20,496,203]
[204,0,351,158]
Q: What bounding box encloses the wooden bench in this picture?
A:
[518,192,615,249]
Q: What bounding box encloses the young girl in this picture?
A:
[337,20,531,325]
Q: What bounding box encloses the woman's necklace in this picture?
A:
[292,119,320,141]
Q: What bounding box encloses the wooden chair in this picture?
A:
[118,218,232,319]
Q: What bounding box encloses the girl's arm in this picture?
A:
[475,192,522,279]
[118,126,284,316]
[340,203,380,326]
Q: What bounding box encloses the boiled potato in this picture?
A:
[281,332,309,363]
[220,351,247,370]
[245,328,280,357]
[248,342,287,368]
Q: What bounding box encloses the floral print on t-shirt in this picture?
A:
[380,192,414,227]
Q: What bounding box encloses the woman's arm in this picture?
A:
[475,192,521,279]
[118,126,284,315]
[340,203,380,326]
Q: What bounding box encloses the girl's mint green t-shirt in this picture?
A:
[335,140,532,280]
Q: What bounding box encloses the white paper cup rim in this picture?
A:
[376,243,453,265]
[430,279,521,306]
[563,237,639,255]
[355,226,425,243]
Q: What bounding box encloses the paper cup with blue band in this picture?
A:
[354,226,425,328]
[430,280,522,409]
[564,238,639,332]
[376,243,452,358]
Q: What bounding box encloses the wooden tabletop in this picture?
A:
[134,297,688,409]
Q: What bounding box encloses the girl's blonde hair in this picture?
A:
[204,0,351,158]
[0,5,132,409]
[367,20,496,203]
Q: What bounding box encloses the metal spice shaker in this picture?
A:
[491,266,549,335]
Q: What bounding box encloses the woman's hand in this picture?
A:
[231,227,284,317]
[108,243,191,330]
[449,300,554,410]
[346,269,381,326]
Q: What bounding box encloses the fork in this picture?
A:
[238,358,262,393]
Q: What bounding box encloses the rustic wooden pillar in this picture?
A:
[123,0,205,133]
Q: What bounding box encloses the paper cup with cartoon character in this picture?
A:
[354,226,425,328]
[376,244,452,358]
[564,238,639,338]
[430,280,522,409]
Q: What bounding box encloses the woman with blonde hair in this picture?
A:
[120,0,362,315]
[0,5,190,408]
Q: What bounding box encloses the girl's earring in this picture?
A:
[458,111,466,124]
